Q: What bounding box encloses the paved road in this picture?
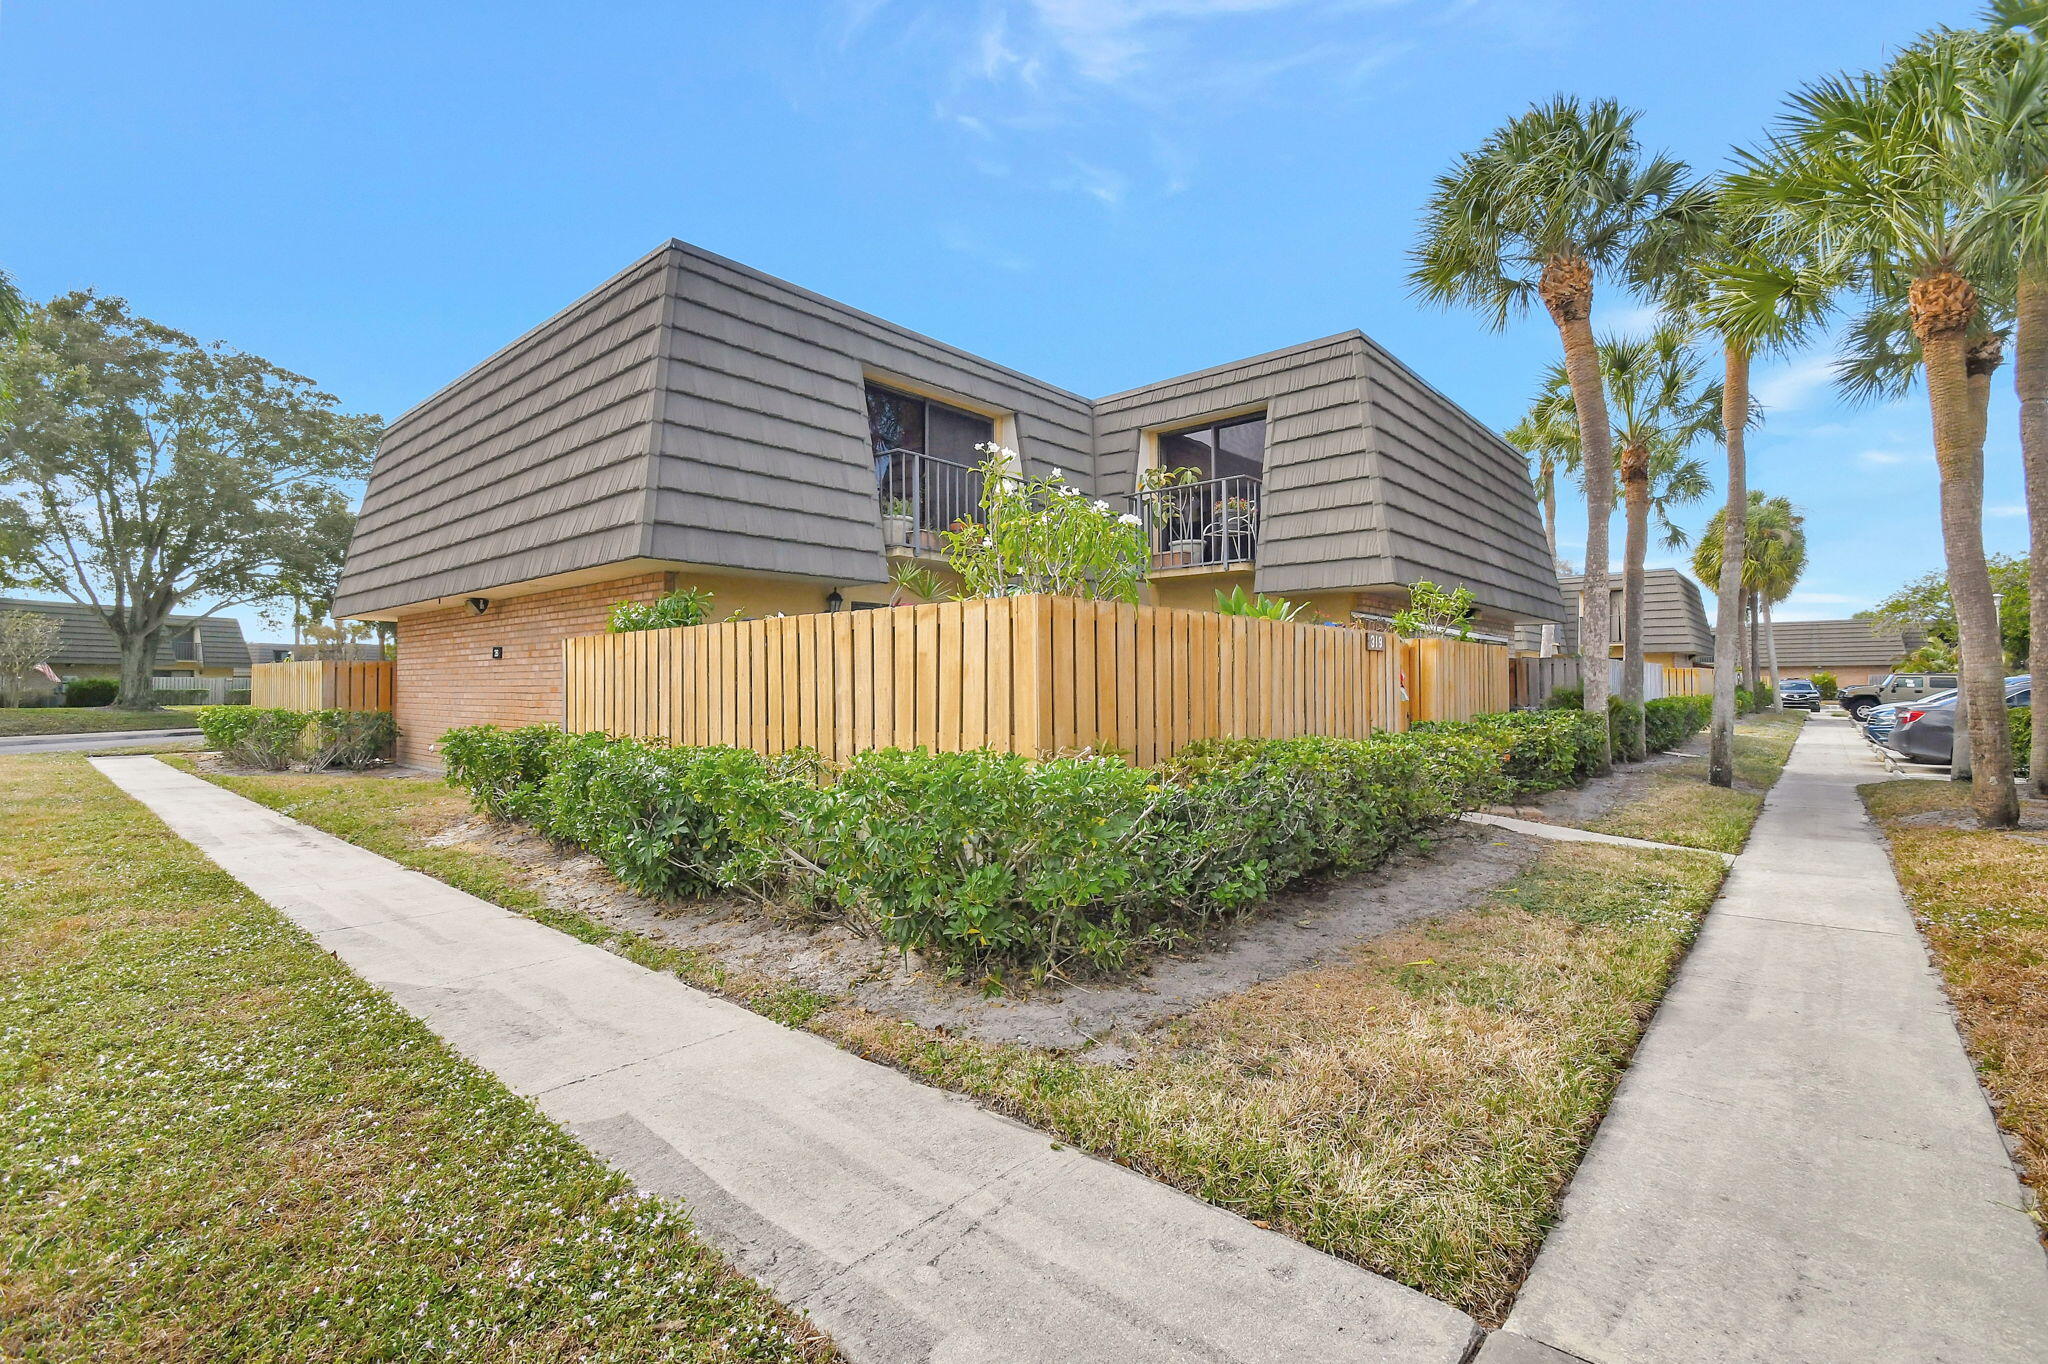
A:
[0,728,198,754]
[1483,716,2048,1363]
[90,754,1480,1364]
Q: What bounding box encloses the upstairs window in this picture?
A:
[1156,412,1266,483]
[865,383,995,469]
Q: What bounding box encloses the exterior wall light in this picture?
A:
[467,597,490,616]
[825,589,844,613]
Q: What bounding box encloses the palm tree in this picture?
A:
[1693,491,1803,700]
[1649,187,1838,783]
[1411,97,1693,774]
[1505,402,1581,572]
[1737,30,2021,826]
[1528,328,1718,751]
[1982,0,2048,793]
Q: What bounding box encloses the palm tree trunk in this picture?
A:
[1710,342,1749,787]
[1747,590,1761,690]
[1764,593,1782,705]
[2017,262,2048,796]
[1542,472,1562,572]
[1554,306,1615,775]
[1923,315,2018,827]
[1620,443,1650,757]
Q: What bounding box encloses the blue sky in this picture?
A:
[2,0,2021,635]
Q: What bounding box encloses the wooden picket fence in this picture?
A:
[250,660,394,711]
[562,595,1440,767]
[1403,637,1511,722]
[1660,665,1711,697]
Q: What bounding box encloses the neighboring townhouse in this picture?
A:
[1515,568,1715,668]
[249,640,388,663]
[0,596,253,696]
[333,240,1562,762]
[1765,618,1925,685]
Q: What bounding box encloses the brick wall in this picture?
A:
[393,573,670,767]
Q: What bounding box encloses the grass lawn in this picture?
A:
[1584,709,1806,853]
[0,707,198,737]
[0,753,835,1363]
[168,757,1729,1323]
[1862,780,2048,1233]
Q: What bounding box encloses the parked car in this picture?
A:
[1838,672,1959,721]
[1884,676,2031,765]
[1777,677,1822,710]
[1862,695,1941,745]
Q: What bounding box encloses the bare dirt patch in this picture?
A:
[427,811,1548,1050]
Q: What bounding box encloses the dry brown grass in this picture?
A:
[820,842,1726,1323]
[1863,780,2048,1232]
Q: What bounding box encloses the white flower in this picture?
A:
[1091,500,1109,512]
[1118,512,1143,526]
[1049,467,1065,480]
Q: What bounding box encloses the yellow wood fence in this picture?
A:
[1402,637,1512,723]
[1660,665,1711,698]
[562,595,1437,766]
[249,660,394,711]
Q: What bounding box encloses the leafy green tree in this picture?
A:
[0,293,379,708]
[1411,97,1693,774]
[1737,28,2024,825]
[1391,580,1478,640]
[0,607,60,707]
[1863,554,2031,666]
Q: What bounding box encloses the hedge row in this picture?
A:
[1544,688,1712,758]
[197,706,397,771]
[441,711,1606,979]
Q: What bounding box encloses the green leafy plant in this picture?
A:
[438,710,1603,981]
[888,561,950,605]
[1391,580,1478,640]
[1643,695,1711,753]
[943,447,1149,603]
[197,705,396,770]
[1213,585,1303,620]
[1811,670,1838,700]
[64,677,117,707]
[607,586,714,634]
[882,498,914,518]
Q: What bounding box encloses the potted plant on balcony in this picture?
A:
[882,497,915,548]
[1139,465,1204,566]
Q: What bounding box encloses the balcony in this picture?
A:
[874,453,1262,573]
[875,449,987,555]
[1128,474,1262,571]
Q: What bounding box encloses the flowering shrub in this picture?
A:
[441,709,1600,980]
[942,446,1149,602]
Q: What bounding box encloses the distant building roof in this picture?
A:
[1517,568,1714,661]
[0,597,252,671]
[1767,617,1925,669]
[248,640,386,663]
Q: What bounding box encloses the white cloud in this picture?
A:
[1752,354,1839,414]
[1855,448,1927,468]
[935,224,1033,271]
[1988,504,2027,518]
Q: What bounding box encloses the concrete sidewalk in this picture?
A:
[90,755,1479,1364]
[1484,717,2048,1364]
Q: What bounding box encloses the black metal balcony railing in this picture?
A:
[171,633,199,662]
[1129,474,1262,569]
[874,453,1262,571]
[875,449,988,553]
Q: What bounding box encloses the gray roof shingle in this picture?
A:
[0,597,252,670]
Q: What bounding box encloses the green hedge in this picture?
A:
[1645,695,1711,753]
[197,706,397,771]
[151,687,210,706]
[2014,707,2034,778]
[440,711,1599,979]
[64,679,117,707]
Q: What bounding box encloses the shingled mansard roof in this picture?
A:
[335,240,1563,623]
[1519,568,1714,661]
[0,596,252,670]
[1767,617,1925,668]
